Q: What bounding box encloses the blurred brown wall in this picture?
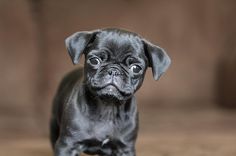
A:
[0,0,235,137]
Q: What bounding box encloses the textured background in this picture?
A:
[0,0,236,155]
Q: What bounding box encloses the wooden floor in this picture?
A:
[1,104,236,156]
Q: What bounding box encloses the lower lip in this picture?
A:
[105,85,118,92]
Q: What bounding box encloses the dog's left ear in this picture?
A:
[65,30,99,64]
[142,39,171,80]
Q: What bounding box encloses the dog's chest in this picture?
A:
[68,98,137,154]
[86,116,126,140]
[77,117,128,155]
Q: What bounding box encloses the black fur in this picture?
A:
[50,28,171,156]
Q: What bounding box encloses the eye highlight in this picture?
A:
[88,57,101,66]
[130,65,142,74]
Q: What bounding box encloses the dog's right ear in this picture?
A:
[65,30,99,64]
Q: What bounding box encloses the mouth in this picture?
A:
[101,83,119,91]
[97,84,122,95]
[91,83,132,101]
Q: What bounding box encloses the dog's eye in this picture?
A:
[130,65,142,74]
[89,57,101,66]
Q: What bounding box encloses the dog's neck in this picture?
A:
[77,85,136,121]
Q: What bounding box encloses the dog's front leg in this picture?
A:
[54,138,80,156]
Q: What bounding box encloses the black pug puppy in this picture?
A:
[50,28,171,156]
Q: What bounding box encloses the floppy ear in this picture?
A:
[65,30,99,64]
[142,39,171,80]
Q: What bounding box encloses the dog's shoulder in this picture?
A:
[58,68,83,92]
[52,68,83,117]
[54,68,83,102]
[62,68,83,85]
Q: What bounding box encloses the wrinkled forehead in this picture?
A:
[95,31,144,55]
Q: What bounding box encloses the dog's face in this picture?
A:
[65,28,171,102]
[84,31,148,101]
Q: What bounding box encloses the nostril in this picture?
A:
[108,70,113,75]
[115,71,119,76]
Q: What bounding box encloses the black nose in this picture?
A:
[108,68,121,76]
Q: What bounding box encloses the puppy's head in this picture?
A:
[65,28,171,102]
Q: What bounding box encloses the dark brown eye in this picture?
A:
[130,65,142,74]
[89,57,101,66]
